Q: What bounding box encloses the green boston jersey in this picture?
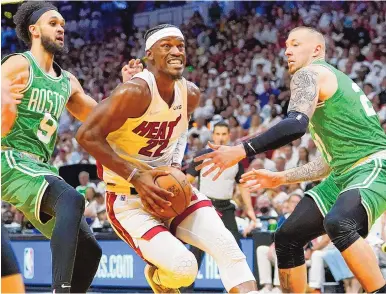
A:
[308,60,386,175]
[1,51,71,162]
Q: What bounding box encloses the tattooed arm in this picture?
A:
[241,155,330,191]
[283,155,331,184]
[287,66,320,117]
[193,66,322,180]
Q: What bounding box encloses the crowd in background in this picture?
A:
[2,0,386,236]
[1,2,386,291]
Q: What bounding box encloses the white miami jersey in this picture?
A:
[103,69,189,193]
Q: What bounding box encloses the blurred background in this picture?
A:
[2,1,386,293]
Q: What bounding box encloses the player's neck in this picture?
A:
[153,72,175,104]
[30,44,55,74]
[308,56,325,65]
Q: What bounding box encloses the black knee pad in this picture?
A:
[274,195,326,269]
[40,176,86,228]
[324,189,368,252]
[275,222,305,269]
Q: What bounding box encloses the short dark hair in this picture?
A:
[144,24,178,42]
[14,1,57,46]
[213,121,230,132]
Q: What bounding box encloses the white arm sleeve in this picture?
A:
[171,130,188,166]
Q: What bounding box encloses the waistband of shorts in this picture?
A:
[1,146,44,163]
[106,187,138,197]
[344,150,386,173]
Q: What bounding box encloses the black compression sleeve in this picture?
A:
[242,111,309,157]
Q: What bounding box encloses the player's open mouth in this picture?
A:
[167,59,183,65]
[288,61,295,65]
[56,36,64,42]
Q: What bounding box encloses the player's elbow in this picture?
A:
[286,111,309,138]
[76,125,94,148]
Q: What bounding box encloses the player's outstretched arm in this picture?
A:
[240,155,331,192]
[66,72,98,122]
[76,80,174,214]
[194,66,321,180]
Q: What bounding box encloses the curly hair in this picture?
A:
[13,1,57,46]
[144,24,177,41]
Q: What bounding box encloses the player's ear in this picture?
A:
[313,44,322,57]
[29,25,40,39]
[146,50,154,61]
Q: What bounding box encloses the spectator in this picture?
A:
[188,117,212,146]
[76,171,97,197]
[297,146,310,167]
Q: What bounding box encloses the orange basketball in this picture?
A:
[2,103,17,137]
[153,166,192,219]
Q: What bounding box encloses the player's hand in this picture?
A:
[194,142,246,180]
[131,169,174,215]
[240,169,285,192]
[121,59,143,83]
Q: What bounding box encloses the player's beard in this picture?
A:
[41,35,68,56]
[170,73,183,80]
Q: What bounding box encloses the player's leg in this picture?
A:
[106,191,198,291]
[274,195,326,293]
[274,175,339,293]
[137,232,198,290]
[39,175,86,293]
[1,152,86,292]
[323,189,386,293]
[325,158,386,293]
[68,217,102,293]
[173,204,257,293]
[1,224,25,293]
[181,202,241,293]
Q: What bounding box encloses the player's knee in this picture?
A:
[274,223,305,268]
[55,189,85,220]
[61,189,85,213]
[210,227,246,263]
[324,212,363,252]
[274,221,294,247]
[168,250,198,287]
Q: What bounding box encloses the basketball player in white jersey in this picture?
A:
[76,24,258,293]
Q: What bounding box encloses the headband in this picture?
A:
[145,27,184,51]
[28,7,58,26]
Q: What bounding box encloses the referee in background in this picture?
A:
[182,121,257,292]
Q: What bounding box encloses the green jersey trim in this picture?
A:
[34,179,50,224]
[25,51,63,81]
[3,150,57,178]
[306,190,328,216]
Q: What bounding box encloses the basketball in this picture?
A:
[153,166,192,219]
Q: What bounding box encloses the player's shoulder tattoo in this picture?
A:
[288,67,319,116]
